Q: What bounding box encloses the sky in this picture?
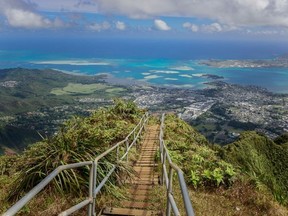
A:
[0,0,288,40]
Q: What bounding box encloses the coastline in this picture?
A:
[1,54,288,94]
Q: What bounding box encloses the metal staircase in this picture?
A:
[101,124,160,216]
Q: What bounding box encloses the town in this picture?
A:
[1,71,288,152]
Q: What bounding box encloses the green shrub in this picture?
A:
[164,114,237,188]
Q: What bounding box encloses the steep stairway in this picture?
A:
[101,124,162,216]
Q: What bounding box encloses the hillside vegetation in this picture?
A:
[223,131,288,205]
[0,68,106,115]
[164,114,288,215]
[0,100,144,214]
[1,106,288,215]
[164,114,236,188]
[0,68,129,154]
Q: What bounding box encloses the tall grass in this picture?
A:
[224,131,288,205]
[7,100,144,201]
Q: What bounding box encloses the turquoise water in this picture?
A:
[1,39,288,93]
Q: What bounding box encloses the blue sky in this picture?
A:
[1,0,288,40]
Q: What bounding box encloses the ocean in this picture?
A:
[1,37,288,93]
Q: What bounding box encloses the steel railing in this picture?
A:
[3,113,149,216]
[159,113,195,216]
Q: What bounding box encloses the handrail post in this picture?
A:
[159,138,163,185]
[88,163,94,216]
[162,151,167,186]
[92,161,98,216]
[116,146,119,161]
[126,139,129,162]
[166,167,174,216]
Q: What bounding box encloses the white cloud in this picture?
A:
[183,22,199,32]
[0,0,64,28]
[182,22,191,28]
[246,28,288,35]
[183,22,239,33]
[31,0,99,13]
[87,21,110,31]
[4,8,53,28]
[191,25,199,32]
[154,19,171,31]
[202,23,223,32]
[115,21,126,30]
[95,0,288,28]
[1,0,288,33]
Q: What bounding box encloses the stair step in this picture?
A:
[137,175,157,180]
[136,172,156,177]
[134,168,155,174]
[135,164,157,167]
[141,150,156,153]
[138,160,155,163]
[139,155,155,158]
[126,179,158,185]
[137,176,157,180]
[126,194,151,201]
[140,155,156,159]
[141,151,157,156]
[135,171,155,176]
[137,160,155,164]
[135,162,156,165]
[133,165,154,172]
[140,155,156,158]
[120,201,152,209]
[129,184,154,190]
[139,157,155,159]
[102,207,159,215]
[129,190,150,196]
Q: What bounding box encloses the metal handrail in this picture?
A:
[3,112,149,216]
[159,113,195,216]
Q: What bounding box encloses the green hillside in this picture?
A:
[0,68,106,115]
[224,131,288,205]
[0,68,129,153]
[0,125,41,153]
[163,114,288,215]
[0,104,288,215]
[164,114,236,188]
[0,100,144,214]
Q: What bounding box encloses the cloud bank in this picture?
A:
[1,0,288,35]
[96,0,288,28]
[0,0,64,28]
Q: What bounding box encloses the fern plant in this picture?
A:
[164,113,237,189]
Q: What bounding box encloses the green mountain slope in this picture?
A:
[0,100,144,214]
[224,131,288,205]
[0,125,40,153]
[0,68,105,115]
[1,105,287,215]
[0,68,127,153]
[164,114,288,215]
